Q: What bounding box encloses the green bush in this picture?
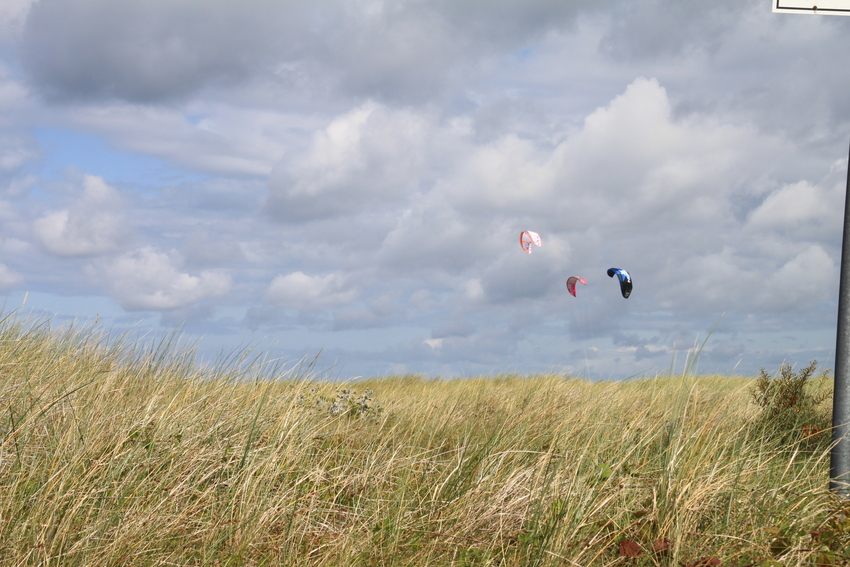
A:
[750,359,832,447]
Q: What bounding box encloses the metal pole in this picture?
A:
[832,139,850,496]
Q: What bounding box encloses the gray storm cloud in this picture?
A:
[19,0,594,104]
[21,0,281,102]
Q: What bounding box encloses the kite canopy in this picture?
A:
[606,268,632,298]
[566,276,586,297]
[519,231,542,253]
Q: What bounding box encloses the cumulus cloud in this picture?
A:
[88,246,231,311]
[33,174,129,257]
[332,291,400,331]
[267,102,439,221]
[764,244,837,309]
[0,262,23,291]
[0,0,35,43]
[608,2,850,144]
[0,133,37,175]
[656,243,837,316]
[181,227,244,267]
[375,197,497,277]
[600,0,746,61]
[265,271,357,311]
[746,180,843,237]
[354,80,781,299]
[259,76,842,367]
[2,0,848,377]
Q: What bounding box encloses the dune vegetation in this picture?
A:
[0,313,847,566]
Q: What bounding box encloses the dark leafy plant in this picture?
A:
[750,360,832,446]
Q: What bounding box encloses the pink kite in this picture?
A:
[566,276,587,297]
[519,231,542,253]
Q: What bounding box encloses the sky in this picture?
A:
[1,0,849,379]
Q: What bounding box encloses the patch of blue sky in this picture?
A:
[184,114,207,126]
[187,325,427,377]
[188,322,425,364]
[1,290,125,324]
[33,127,204,187]
[514,46,535,63]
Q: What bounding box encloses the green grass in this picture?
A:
[0,313,847,566]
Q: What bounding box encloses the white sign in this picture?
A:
[773,0,850,15]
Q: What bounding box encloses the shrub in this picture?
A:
[298,387,384,420]
[750,359,832,447]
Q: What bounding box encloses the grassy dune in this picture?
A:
[0,314,847,566]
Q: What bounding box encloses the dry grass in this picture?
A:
[0,313,847,566]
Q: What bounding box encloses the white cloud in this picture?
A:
[89,246,232,311]
[375,196,493,276]
[358,77,777,307]
[763,244,837,309]
[267,102,439,221]
[655,241,838,316]
[746,180,843,236]
[2,0,848,378]
[60,104,299,177]
[0,135,37,173]
[265,271,357,311]
[0,0,35,43]
[463,279,484,301]
[256,74,841,345]
[0,262,23,291]
[33,174,129,257]
[449,134,552,212]
[180,227,244,267]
